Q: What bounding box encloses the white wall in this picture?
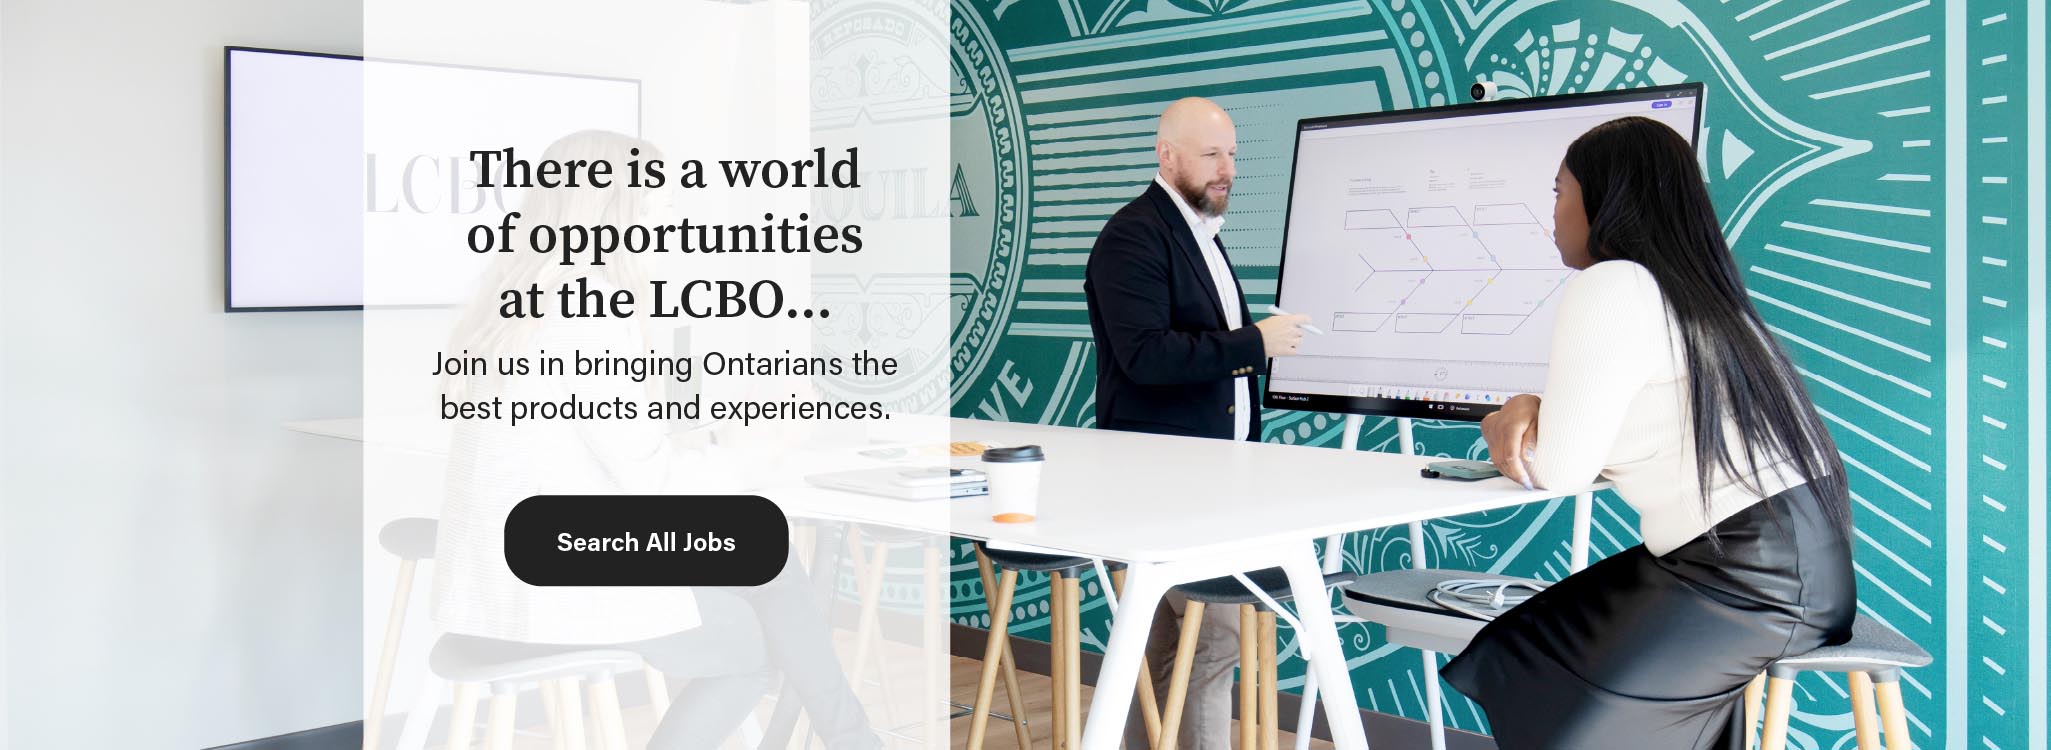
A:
[1,20,10,744]
[0,0,364,747]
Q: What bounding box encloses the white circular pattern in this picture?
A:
[1409,31,1424,47]
[1418,50,1434,67]
[1425,71,1440,88]
[1401,12,1415,29]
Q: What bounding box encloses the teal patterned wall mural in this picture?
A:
[945,0,2046,747]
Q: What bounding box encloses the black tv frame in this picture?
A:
[222,46,643,312]
[1261,82,1705,422]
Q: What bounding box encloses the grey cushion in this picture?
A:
[378,517,438,561]
[428,635,643,685]
[1175,568,1358,607]
[859,525,934,545]
[976,542,1093,575]
[428,590,768,684]
[1343,568,1543,620]
[1770,614,1931,679]
[1342,569,1545,655]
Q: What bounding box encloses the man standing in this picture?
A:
[1084,97,1306,749]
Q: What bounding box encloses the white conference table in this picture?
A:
[290,415,1602,750]
[931,419,1599,750]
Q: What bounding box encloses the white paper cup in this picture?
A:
[981,445,1044,523]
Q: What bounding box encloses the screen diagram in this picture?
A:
[1266,85,1701,420]
[1332,202,1570,337]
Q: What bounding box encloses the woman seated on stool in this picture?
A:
[1438,116,1856,750]
[436,130,883,750]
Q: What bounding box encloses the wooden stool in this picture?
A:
[841,526,949,745]
[368,517,439,750]
[1157,568,1355,750]
[780,524,948,749]
[1747,614,1932,750]
[967,544,1157,750]
[410,635,641,750]
[379,518,689,750]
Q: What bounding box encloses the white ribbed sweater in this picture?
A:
[1527,260,1804,556]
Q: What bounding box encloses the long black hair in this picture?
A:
[1562,115,1848,528]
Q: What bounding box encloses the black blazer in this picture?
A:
[1084,182,1265,441]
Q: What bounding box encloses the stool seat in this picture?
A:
[859,525,934,544]
[1343,568,1543,617]
[974,542,1095,575]
[1175,568,1357,606]
[379,517,439,561]
[1749,613,1930,750]
[428,634,642,686]
[1769,614,1931,679]
[1343,569,1546,654]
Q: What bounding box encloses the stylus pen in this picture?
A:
[1266,305,1326,335]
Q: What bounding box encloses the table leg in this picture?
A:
[1281,546,1369,750]
[1421,650,1445,750]
[1292,669,1318,750]
[1078,562,1169,750]
[1296,532,1345,750]
[1570,491,1593,572]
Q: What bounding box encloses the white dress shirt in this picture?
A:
[1154,174,1249,441]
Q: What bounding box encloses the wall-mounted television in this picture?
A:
[224,47,641,311]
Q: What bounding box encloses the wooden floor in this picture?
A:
[448,655,1331,750]
[941,655,1334,750]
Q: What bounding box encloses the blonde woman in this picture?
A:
[433,130,879,749]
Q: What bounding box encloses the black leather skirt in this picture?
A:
[1440,483,1856,749]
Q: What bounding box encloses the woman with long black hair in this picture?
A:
[1437,116,1857,749]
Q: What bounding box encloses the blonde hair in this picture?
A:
[446,130,663,396]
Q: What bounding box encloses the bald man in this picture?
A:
[1084,97,1306,440]
[1083,98,1308,749]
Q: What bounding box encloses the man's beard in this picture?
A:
[1173,175,1230,218]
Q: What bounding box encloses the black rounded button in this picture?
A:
[503,495,789,586]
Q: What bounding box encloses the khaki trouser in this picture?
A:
[1122,591,1244,750]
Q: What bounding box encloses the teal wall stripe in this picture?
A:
[2030,0,2048,745]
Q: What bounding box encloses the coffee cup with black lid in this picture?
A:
[981,445,1044,523]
